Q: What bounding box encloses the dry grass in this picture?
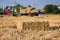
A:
[0,14,60,40]
[0,28,60,40]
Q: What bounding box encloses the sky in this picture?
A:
[0,0,60,9]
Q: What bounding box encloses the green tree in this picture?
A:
[44,4,60,14]
[13,4,23,13]
[0,8,3,15]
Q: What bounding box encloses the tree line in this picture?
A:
[0,4,23,15]
[0,4,60,15]
[44,4,60,14]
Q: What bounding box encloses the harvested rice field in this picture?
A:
[0,14,60,40]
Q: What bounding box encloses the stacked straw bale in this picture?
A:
[23,21,49,31]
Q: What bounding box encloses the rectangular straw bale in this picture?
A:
[23,21,49,30]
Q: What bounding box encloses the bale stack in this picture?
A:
[23,21,49,31]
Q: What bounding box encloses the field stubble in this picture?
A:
[0,15,60,40]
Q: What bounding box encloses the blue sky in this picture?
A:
[0,0,60,9]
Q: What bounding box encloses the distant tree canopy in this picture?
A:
[44,4,60,14]
[28,5,32,7]
[0,4,60,15]
[13,4,23,13]
[0,8,3,15]
[0,4,24,15]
